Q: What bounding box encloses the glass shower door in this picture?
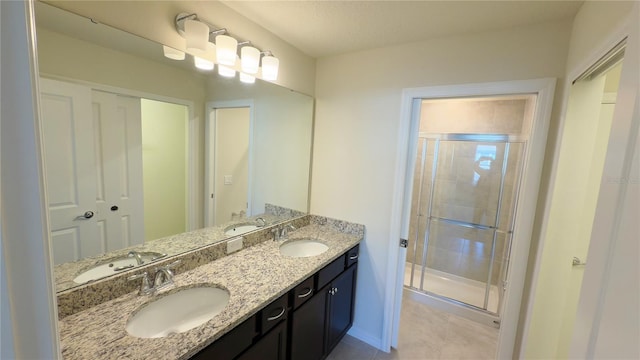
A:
[405,135,524,314]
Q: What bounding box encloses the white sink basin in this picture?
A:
[73,252,165,284]
[280,239,329,258]
[126,286,230,338]
[224,223,259,236]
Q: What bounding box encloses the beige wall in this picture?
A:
[141,99,189,242]
[44,0,316,95]
[565,1,634,74]
[312,20,572,345]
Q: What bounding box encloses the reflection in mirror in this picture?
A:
[35,2,313,292]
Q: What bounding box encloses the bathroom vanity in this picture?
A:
[193,244,359,360]
[57,216,363,359]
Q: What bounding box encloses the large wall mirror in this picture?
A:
[35,1,314,292]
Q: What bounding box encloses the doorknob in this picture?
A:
[75,211,94,220]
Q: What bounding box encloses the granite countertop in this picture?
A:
[54,213,290,293]
[58,223,362,360]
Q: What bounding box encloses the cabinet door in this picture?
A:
[326,264,356,352]
[237,321,287,360]
[290,286,328,360]
[190,315,256,360]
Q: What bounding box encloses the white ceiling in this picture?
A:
[221,0,584,58]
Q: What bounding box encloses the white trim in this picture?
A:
[518,13,632,357]
[1,0,60,357]
[38,72,199,231]
[383,78,556,358]
[205,100,255,226]
[347,326,383,350]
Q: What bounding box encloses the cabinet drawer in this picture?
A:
[291,276,315,310]
[317,255,346,291]
[260,293,288,335]
[190,314,256,360]
[346,245,359,267]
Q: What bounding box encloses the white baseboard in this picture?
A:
[347,326,384,351]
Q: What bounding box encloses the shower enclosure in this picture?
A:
[404,96,532,323]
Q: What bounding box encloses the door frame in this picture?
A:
[382,78,556,357]
[38,73,198,231]
[518,9,636,357]
[205,100,255,227]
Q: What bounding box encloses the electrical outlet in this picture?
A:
[227,237,243,254]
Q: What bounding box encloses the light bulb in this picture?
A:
[218,65,236,78]
[163,45,185,60]
[194,56,214,71]
[184,19,209,52]
[240,72,255,84]
[216,34,238,66]
[241,46,260,74]
[261,55,279,81]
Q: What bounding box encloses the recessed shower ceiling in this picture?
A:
[221,0,584,58]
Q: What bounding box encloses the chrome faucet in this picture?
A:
[256,217,267,227]
[153,260,181,290]
[128,271,154,295]
[128,260,181,295]
[280,224,296,238]
[127,251,144,265]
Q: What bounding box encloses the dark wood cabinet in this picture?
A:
[290,285,327,360]
[190,315,257,360]
[237,321,287,360]
[192,245,359,360]
[290,245,359,360]
[326,264,356,353]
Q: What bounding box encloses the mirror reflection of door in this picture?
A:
[212,107,251,226]
[40,78,190,264]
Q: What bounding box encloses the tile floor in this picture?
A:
[328,295,498,360]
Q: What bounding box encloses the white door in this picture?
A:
[40,78,99,264]
[91,91,144,252]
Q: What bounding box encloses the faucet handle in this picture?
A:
[128,272,154,295]
[163,260,181,274]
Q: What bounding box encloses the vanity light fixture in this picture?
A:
[240,72,256,84]
[193,42,216,71]
[184,18,210,52]
[216,34,238,66]
[172,12,280,81]
[240,44,260,74]
[194,56,214,71]
[162,45,185,60]
[218,65,236,78]
[261,52,280,81]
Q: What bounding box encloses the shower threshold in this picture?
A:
[404,263,501,327]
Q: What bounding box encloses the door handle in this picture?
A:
[75,211,94,220]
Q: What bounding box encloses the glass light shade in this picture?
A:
[261,55,279,81]
[218,65,236,78]
[240,46,260,74]
[184,19,210,52]
[216,34,238,66]
[162,45,185,60]
[194,56,214,71]
[240,72,256,84]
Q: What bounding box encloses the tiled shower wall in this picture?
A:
[407,96,530,287]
